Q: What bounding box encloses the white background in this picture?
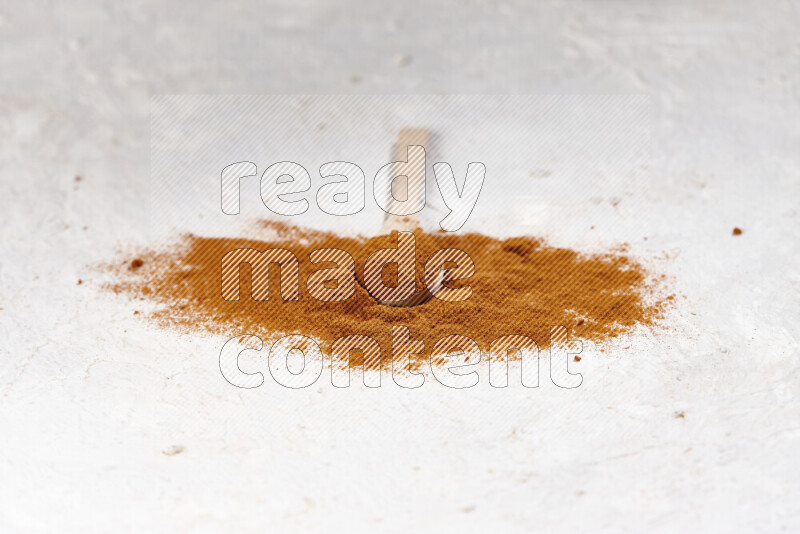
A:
[1,1,799,532]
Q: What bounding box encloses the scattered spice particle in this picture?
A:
[732,227,743,236]
[130,258,144,270]
[574,355,582,362]
[162,445,184,456]
[74,175,81,182]
[77,279,83,285]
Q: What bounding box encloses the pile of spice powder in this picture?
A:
[109,221,666,370]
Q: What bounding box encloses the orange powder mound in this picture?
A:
[109,221,665,369]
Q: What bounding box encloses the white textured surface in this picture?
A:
[1,1,799,532]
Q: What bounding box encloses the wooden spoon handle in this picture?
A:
[381,127,428,233]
